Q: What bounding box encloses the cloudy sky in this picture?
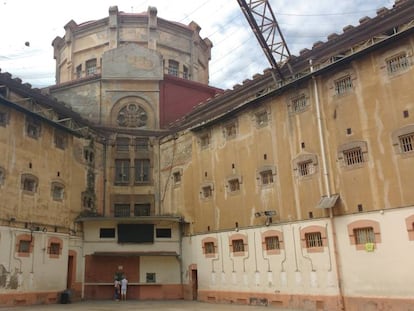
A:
[0,0,393,90]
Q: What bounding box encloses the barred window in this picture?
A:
[114,204,130,217]
[232,239,245,252]
[134,203,151,216]
[135,138,148,151]
[260,170,274,185]
[334,76,352,95]
[354,227,375,245]
[86,58,97,76]
[399,133,414,153]
[116,137,130,151]
[22,174,38,192]
[386,53,409,74]
[290,94,308,113]
[298,160,314,176]
[204,242,215,254]
[115,159,130,184]
[228,178,240,192]
[265,236,280,250]
[305,232,323,248]
[344,147,364,166]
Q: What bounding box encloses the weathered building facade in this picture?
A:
[0,1,414,310]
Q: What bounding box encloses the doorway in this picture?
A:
[191,269,198,300]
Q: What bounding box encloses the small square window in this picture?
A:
[204,242,215,254]
[224,122,237,139]
[135,138,148,151]
[265,236,280,250]
[201,185,213,198]
[116,137,130,151]
[26,118,41,139]
[334,76,352,95]
[343,147,364,166]
[146,272,156,283]
[255,111,268,126]
[297,160,314,177]
[18,240,31,253]
[232,239,245,252]
[399,133,414,153]
[290,94,308,113]
[228,178,240,192]
[200,134,210,148]
[354,227,375,245]
[22,175,37,192]
[305,232,323,248]
[173,171,181,184]
[260,170,274,185]
[134,203,151,216]
[49,242,61,255]
[54,131,67,149]
[52,183,64,200]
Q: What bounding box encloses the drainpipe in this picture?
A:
[310,60,345,310]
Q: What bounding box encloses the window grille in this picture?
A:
[115,159,130,184]
[305,232,323,248]
[114,204,130,217]
[146,273,156,283]
[354,227,375,244]
[265,236,280,250]
[399,133,414,153]
[298,160,314,176]
[335,76,352,95]
[135,138,148,150]
[204,242,215,254]
[232,239,245,252]
[22,176,37,192]
[386,53,409,74]
[116,137,130,151]
[344,147,364,166]
[228,179,240,192]
[134,159,150,182]
[291,94,307,113]
[260,170,274,185]
[134,204,151,216]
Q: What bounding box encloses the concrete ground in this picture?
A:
[3,300,304,311]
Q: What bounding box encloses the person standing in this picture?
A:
[113,278,120,301]
[120,275,128,301]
